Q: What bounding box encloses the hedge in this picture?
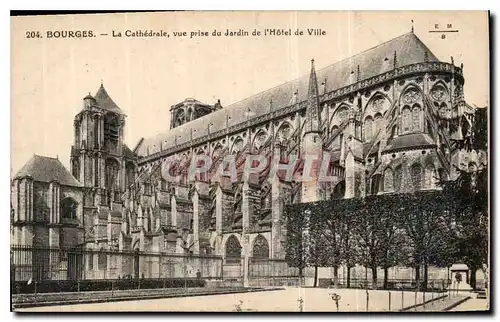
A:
[11,278,206,294]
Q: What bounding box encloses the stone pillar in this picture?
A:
[192,190,200,254]
[271,175,282,259]
[171,196,177,227]
[215,185,222,234]
[344,150,356,199]
[49,181,60,224]
[242,234,250,287]
[242,181,250,233]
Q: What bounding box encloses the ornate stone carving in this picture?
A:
[431,85,447,102]
[371,96,386,112]
[402,88,421,104]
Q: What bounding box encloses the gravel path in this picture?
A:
[16,288,445,312]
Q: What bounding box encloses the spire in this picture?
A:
[305,59,321,133]
[393,50,397,69]
[411,20,414,33]
[357,65,360,82]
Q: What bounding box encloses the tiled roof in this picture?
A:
[14,155,82,187]
[136,32,439,157]
[384,133,435,152]
[94,84,124,115]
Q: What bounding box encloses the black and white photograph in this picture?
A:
[9,10,490,312]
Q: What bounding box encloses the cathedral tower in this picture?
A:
[70,84,127,207]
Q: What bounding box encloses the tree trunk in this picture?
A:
[347,266,351,288]
[299,266,303,286]
[469,265,477,290]
[383,267,389,290]
[333,266,339,288]
[423,262,429,291]
[371,267,378,289]
[415,266,420,289]
[313,265,318,287]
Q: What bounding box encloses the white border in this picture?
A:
[3,1,498,321]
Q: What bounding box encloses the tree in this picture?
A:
[351,199,385,289]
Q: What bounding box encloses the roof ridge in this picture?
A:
[195,32,418,114]
[33,153,59,160]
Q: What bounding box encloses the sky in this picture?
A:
[10,11,489,176]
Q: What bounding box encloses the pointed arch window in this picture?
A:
[364,116,373,142]
[412,104,421,132]
[402,106,411,133]
[383,168,394,192]
[410,163,423,191]
[252,235,270,259]
[425,163,436,188]
[105,158,120,190]
[225,235,242,263]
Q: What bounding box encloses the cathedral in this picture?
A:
[11,31,487,285]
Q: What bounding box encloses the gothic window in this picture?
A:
[105,158,120,190]
[332,180,345,199]
[225,235,242,263]
[394,165,402,192]
[261,189,271,210]
[232,137,244,154]
[383,168,394,192]
[212,144,223,160]
[176,110,186,127]
[410,163,423,191]
[370,174,381,195]
[412,104,421,132]
[98,248,107,271]
[104,113,119,151]
[402,87,421,105]
[252,235,270,259]
[374,113,383,135]
[333,106,349,125]
[401,106,411,133]
[425,163,436,188]
[371,96,386,113]
[364,116,373,142]
[61,197,78,220]
[94,115,100,149]
[253,130,268,151]
[94,158,100,187]
[72,159,80,180]
[431,84,447,102]
[88,254,93,270]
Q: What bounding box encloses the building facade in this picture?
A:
[11,31,487,284]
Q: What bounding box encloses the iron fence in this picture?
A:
[10,245,223,282]
[248,257,301,286]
